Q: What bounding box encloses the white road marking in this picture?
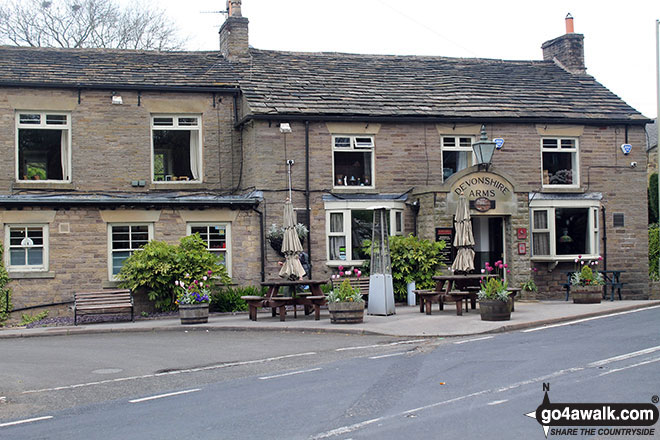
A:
[454,336,494,344]
[335,339,426,351]
[129,388,201,404]
[0,416,53,428]
[522,305,660,333]
[598,356,660,377]
[487,400,508,406]
[258,368,321,380]
[21,352,316,395]
[369,352,407,359]
[588,345,660,367]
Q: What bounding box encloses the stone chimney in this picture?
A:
[219,0,249,61]
[541,13,586,74]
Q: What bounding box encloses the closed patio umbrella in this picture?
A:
[279,198,306,280]
[451,193,475,273]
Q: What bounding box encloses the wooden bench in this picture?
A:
[413,289,441,315]
[331,277,370,303]
[73,289,133,325]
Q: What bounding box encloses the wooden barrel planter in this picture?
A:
[479,299,511,321]
[328,301,365,324]
[572,285,602,304]
[179,303,210,324]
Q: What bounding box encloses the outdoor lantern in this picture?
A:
[472,124,497,170]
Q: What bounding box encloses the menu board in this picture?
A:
[435,227,453,265]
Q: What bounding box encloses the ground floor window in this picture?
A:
[5,224,48,271]
[326,206,403,264]
[187,223,231,276]
[108,223,152,280]
[530,201,599,260]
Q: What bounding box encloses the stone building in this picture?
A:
[0,2,653,313]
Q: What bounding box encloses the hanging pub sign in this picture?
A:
[448,171,516,216]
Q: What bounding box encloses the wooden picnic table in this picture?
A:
[242,279,329,322]
[413,274,489,316]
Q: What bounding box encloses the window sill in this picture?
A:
[332,187,377,193]
[9,271,55,279]
[14,181,74,190]
[540,186,584,193]
[102,280,122,288]
[151,182,206,190]
[531,255,599,262]
[326,260,366,267]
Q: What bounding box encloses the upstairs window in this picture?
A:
[442,136,475,180]
[16,112,71,182]
[333,135,374,187]
[152,115,202,182]
[542,138,579,187]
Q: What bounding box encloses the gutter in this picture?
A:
[236,113,652,129]
[0,196,259,209]
[0,81,241,94]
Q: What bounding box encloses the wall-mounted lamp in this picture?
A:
[471,124,497,171]
[279,122,291,133]
[112,92,123,105]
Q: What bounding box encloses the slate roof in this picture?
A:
[238,49,647,123]
[0,46,237,89]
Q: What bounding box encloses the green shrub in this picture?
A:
[210,286,266,312]
[650,224,659,280]
[118,234,231,311]
[21,310,49,326]
[362,234,447,302]
[649,173,658,224]
[0,244,11,326]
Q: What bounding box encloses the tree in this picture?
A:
[0,0,185,50]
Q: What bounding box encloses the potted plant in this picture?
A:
[175,271,213,324]
[571,257,604,304]
[520,267,539,299]
[326,278,365,324]
[478,261,511,321]
[266,223,308,257]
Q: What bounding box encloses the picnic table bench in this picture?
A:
[242,279,329,322]
[73,289,134,325]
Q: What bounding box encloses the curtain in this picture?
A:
[60,129,69,180]
[189,130,200,180]
[532,210,550,255]
[457,151,468,171]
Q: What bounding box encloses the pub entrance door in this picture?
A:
[472,216,505,273]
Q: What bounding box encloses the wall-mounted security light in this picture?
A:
[112,92,123,105]
[279,122,291,133]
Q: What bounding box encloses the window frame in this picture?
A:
[325,203,404,265]
[332,135,375,189]
[530,200,599,261]
[15,111,72,183]
[107,223,154,281]
[186,222,232,277]
[441,135,476,181]
[150,114,203,184]
[540,137,580,188]
[4,224,49,272]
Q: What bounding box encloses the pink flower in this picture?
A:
[578,255,582,260]
[598,256,603,261]
[356,271,362,278]
[503,263,508,268]
[574,258,579,263]
[338,265,344,272]
[338,271,344,276]
[506,270,511,273]
[207,270,213,276]
[354,268,359,274]
[203,276,208,281]
[481,269,485,274]
[175,280,179,286]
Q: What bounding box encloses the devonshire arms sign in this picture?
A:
[448,172,516,215]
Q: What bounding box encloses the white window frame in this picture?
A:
[332,135,375,188]
[107,223,154,281]
[186,223,232,277]
[324,200,405,265]
[541,137,580,188]
[530,199,599,261]
[150,114,202,183]
[16,111,72,182]
[4,224,49,272]
[441,135,476,181]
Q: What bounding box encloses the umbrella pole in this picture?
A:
[287,159,293,201]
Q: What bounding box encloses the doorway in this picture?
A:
[472,216,505,272]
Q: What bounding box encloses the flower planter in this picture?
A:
[328,301,365,324]
[479,299,511,321]
[178,303,209,324]
[572,285,602,304]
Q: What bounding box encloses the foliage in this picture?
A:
[326,278,363,303]
[0,0,185,50]
[477,277,509,301]
[20,310,48,326]
[520,267,539,292]
[266,223,308,256]
[0,244,11,326]
[570,256,604,286]
[118,234,231,311]
[174,273,212,305]
[650,224,660,280]
[210,286,266,313]
[361,234,446,302]
[649,173,658,224]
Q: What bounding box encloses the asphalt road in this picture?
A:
[1,307,659,439]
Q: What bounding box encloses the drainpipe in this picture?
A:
[411,199,420,236]
[305,121,312,278]
[601,205,607,271]
[251,206,265,282]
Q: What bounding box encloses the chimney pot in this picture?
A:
[565,13,574,34]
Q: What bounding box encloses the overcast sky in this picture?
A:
[152,0,659,119]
